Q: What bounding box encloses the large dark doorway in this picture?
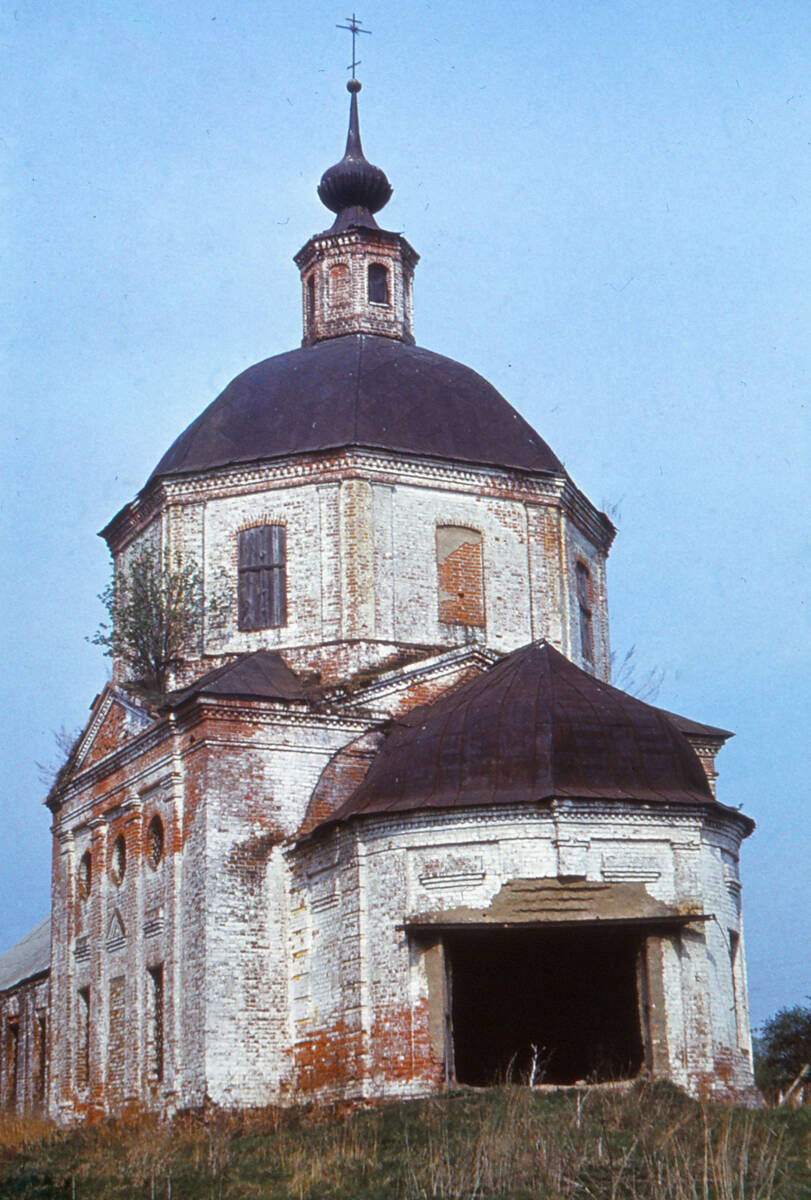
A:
[445,926,646,1086]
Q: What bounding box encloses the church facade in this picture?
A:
[1,80,756,1118]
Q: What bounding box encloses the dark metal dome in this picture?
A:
[148,334,564,482]
[317,81,393,232]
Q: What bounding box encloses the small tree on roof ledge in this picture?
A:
[92,546,217,695]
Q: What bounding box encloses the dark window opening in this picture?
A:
[306,275,315,324]
[238,525,287,630]
[368,262,389,305]
[148,965,164,1082]
[445,926,645,1086]
[576,561,594,663]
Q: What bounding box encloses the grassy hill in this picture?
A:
[1,1082,809,1199]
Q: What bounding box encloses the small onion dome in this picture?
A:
[317,80,393,231]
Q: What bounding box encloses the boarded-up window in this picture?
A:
[238,525,287,630]
[368,262,389,304]
[576,562,594,663]
[148,965,164,1082]
[77,988,90,1091]
[329,264,349,306]
[436,527,485,628]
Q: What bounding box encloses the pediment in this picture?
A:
[73,686,155,773]
[335,644,498,719]
[106,909,126,951]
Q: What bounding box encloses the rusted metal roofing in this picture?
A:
[0,918,50,993]
[149,334,564,483]
[325,642,752,830]
[660,709,733,741]
[167,650,307,706]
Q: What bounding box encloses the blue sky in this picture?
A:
[2,1,808,1029]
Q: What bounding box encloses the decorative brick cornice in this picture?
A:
[292,795,750,853]
[101,446,612,554]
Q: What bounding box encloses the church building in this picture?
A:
[1,74,756,1118]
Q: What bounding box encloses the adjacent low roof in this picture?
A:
[167,650,307,705]
[0,917,51,993]
[149,334,564,482]
[326,641,750,829]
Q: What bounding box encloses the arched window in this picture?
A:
[436,526,485,628]
[111,835,126,886]
[78,850,92,899]
[238,524,287,630]
[576,561,594,663]
[368,262,389,305]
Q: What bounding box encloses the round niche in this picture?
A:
[147,815,164,870]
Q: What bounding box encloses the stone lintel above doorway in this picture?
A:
[401,876,708,930]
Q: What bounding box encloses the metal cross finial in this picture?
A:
[336,13,371,79]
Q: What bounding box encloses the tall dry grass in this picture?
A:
[0,1080,806,1199]
[399,1084,789,1200]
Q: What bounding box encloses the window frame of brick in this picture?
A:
[5,1019,19,1110]
[77,987,90,1091]
[576,561,594,664]
[436,525,485,630]
[35,1013,47,1105]
[328,262,349,307]
[368,262,390,305]
[147,965,164,1083]
[110,834,126,886]
[78,850,92,900]
[238,524,287,631]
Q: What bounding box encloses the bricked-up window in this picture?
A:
[576,561,594,663]
[147,815,164,870]
[77,988,90,1090]
[148,965,165,1082]
[329,263,349,306]
[368,262,389,304]
[5,1020,19,1110]
[107,977,126,1104]
[78,850,91,899]
[436,526,485,628]
[238,525,287,630]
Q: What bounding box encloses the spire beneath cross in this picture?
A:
[336,13,371,80]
